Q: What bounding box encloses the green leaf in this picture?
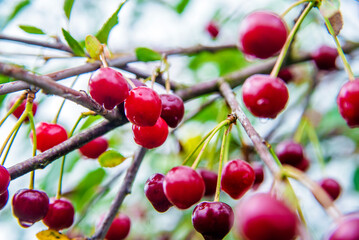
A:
[79,115,102,130]
[3,0,31,28]
[85,35,102,60]
[354,167,359,192]
[95,0,127,44]
[63,0,75,20]
[98,150,126,168]
[175,0,190,14]
[19,25,45,35]
[61,28,86,57]
[135,47,162,62]
[75,168,106,193]
[319,0,340,18]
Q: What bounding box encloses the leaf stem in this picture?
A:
[271,2,314,77]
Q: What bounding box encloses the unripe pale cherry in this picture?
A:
[242,74,289,119]
[337,79,359,128]
[79,137,108,159]
[30,122,68,152]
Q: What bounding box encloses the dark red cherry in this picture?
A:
[30,122,68,152]
[221,160,254,199]
[312,45,338,70]
[327,214,359,240]
[89,67,129,110]
[132,117,168,149]
[278,68,294,83]
[206,21,220,39]
[294,157,310,172]
[337,79,359,128]
[12,189,49,227]
[238,11,288,59]
[163,166,205,209]
[144,173,172,213]
[43,198,75,230]
[8,96,38,122]
[236,193,298,240]
[105,214,131,240]
[275,140,304,166]
[125,86,162,126]
[192,201,234,240]
[197,169,218,197]
[252,163,264,190]
[79,137,108,159]
[160,94,185,128]
[0,165,10,194]
[0,190,9,210]
[318,178,341,201]
[242,74,289,118]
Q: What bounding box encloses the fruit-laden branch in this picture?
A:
[91,147,147,240]
[218,81,279,174]
[8,120,124,180]
[0,62,124,122]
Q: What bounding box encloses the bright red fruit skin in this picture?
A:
[197,169,218,197]
[163,166,205,209]
[12,189,49,228]
[79,137,108,159]
[144,173,172,212]
[206,21,220,39]
[0,165,10,194]
[0,190,9,210]
[238,11,288,59]
[275,140,304,166]
[327,215,359,240]
[312,45,338,70]
[125,86,162,127]
[8,97,38,122]
[132,117,168,149]
[318,178,341,201]
[43,198,75,230]
[88,67,129,110]
[192,201,234,240]
[30,122,68,152]
[242,74,289,118]
[221,160,255,199]
[252,163,264,190]
[105,214,131,240]
[236,193,298,240]
[160,94,185,128]
[337,79,359,128]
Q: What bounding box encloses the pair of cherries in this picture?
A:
[88,67,185,149]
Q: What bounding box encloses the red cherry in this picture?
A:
[163,166,205,209]
[132,117,168,149]
[252,163,264,190]
[8,96,38,122]
[160,94,185,128]
[221,159,254,199]
[337,79,359,128]
[105,214,131,240]
[236,193,298,240]
[206,21,220,39]
[192,201,234,240]
[238,11,288,59]
[327,214,359,240]
[275,140,304,166]
[125,86,162,127]
[294,157,310,172]
[43,198,75,230]
[88,67,129,110]
[318,178,341,201]
[312,45,338,70]
[12,189,49,228]
[0,190,9,210]
[144,173,173,213]
[79,137,108,159]
[278,68,294,83]
[242,74,289,118]
[30,122,68,152]
[0,165,10,194]
[197,169,218,197]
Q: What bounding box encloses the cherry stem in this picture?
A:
[1,125,21,166]
[0,92,26,127]
[191,120,230,170]
[281,165,342,220]
[304,118,325,169]
[27,102,37,190]
[323,16,355,81]
[162,55,171,93]
[271,1,314,78]
[100,48,109,68]
[214,126,229,202]
[280,0,310,18]
[123,75,136,89]
[265,141,283,167]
